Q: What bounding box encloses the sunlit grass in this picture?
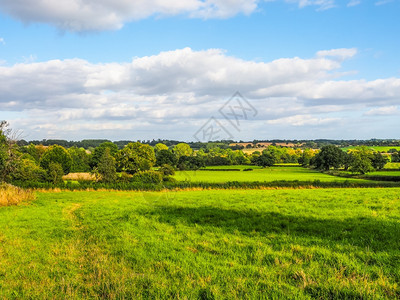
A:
[0,188,399,298]
[0,183,35,206]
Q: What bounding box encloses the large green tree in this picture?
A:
[89,142,119,169]
[313,145,345,171]
[173,143,193,159]
[117,142,156,174]
[96,148,117,182]
[40,145,73,175]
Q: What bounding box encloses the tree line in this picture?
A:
[0,122,395,186]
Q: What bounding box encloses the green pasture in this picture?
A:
[341,146,400,152]
[175,166,367,183]
[0,189,399,298]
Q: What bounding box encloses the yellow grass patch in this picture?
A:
[62,173,95,181]
[0,183,36,207]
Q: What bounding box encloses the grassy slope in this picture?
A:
[0,189,399,299]
[175,166,367,183]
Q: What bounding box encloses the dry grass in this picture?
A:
[62,173,95,181]
[0,183,36,206]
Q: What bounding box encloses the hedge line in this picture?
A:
[12,179,400,191]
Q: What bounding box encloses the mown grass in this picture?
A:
[0,189,399,299]
[175,166,368,183]
[341,146,400,152]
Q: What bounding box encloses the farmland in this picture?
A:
[0,188,399,298]
[174,166,368,183]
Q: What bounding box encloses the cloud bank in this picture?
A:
[1,47,399,140]
[0,0,356,32]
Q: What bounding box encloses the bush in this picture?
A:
[46,162,64,184]
[159,164,175,176]
[131,170,163,184]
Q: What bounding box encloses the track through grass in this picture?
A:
[0,189,399,298]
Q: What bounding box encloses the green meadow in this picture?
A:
[1,189,399,299]
[174,166,368,183]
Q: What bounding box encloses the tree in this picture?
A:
[40,145,73,175]
[89,142,119,168]
[371,153,388,170]
[154,143,169,153]
[177,156,205,170]
[173,143,193,159]
[46,162,64,184]
[68,146,90,172]
[313,145,345,171]
[156,149,177,167]
[96,148,117,182]
[253,152,275,167]
[348,152,374,174]
[117,142,156,174]
[0,121,21,182]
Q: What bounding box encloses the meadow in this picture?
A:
[0,188,399,299]
[174,166,368,183]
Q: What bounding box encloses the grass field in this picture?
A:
[0,189,399,298]
[341,146,400,152]
[175,166,368,183]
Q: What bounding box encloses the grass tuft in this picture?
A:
[0,183,36,206]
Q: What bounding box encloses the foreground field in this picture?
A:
[0,189,399,298]
[175,166,368,183]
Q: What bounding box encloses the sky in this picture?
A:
[0,0,399,142]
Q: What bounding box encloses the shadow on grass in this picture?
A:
[140,206,400,252]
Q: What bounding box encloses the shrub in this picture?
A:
[131,170,163,184]
[159,164,175,176]
[46,162,64,184]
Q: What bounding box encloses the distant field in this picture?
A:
[342,146,400,152]
[0,189,399,298]
[175,166,367,183]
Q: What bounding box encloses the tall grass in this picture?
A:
[0,183,36,206]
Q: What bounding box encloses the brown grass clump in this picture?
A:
[62,173,96,181]
[0,183,36,207]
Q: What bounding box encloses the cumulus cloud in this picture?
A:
[1,47,400,140]
[0,0,258,31]
[0,0,358,32]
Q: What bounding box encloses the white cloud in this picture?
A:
[287,0,336,10]
[1,47,400,140]
[0,0,358,32]
[0,37,4,45]
[347,0,361,7]
[0,0,259,32]
[267,114,339,126]
[316,48,357,61]
[364,106,399,116]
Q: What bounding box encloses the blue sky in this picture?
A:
[0,0,399,141]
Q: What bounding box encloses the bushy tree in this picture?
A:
[117,142,156,174]
[154,143,169,153]
[68,146,90,172]
[96,148,117,182]
[156,149,177,167]
[313,145,345,171]
[46,162,64,184]
[348,152,374,174]
[177,156,205,170]
[89,142,119,168]
[173,143,193,159]
[40,145,72,175]
[253,152,275,167]
[371,153,388,170]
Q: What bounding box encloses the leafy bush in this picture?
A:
[159,164,175,176]
[131,170,163,184]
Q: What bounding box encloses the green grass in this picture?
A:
[175,166,368,183]
[341,146,400,152]
[384,163,400,169]
[0,189,399,298]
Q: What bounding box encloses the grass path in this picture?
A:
[0,189,399,298]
